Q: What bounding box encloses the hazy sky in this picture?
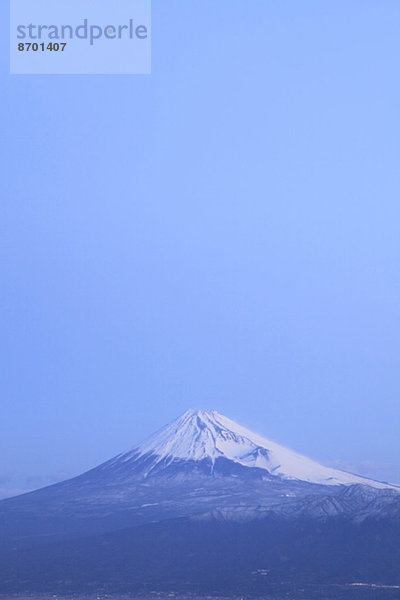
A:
[1,1,400,498]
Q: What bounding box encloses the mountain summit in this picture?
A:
[116,409,390,488]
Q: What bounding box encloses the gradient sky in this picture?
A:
[1,0,400,499]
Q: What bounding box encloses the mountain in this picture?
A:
[0,409,398,551]
[1,409,400,596]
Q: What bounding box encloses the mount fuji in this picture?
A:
[1,410,400,595]
[1,409,398,552]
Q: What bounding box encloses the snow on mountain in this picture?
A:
[118,409,396,489]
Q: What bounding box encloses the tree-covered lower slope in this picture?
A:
[1,514,400,596]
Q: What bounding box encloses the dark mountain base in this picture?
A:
[1,516,400,598]
[3,591,400,600]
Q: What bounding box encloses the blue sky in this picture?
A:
[1,0,400,498]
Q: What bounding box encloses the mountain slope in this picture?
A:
[2,512,400,596]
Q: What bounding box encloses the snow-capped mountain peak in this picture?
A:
[135,409,259,463]
[121,409,396,489]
